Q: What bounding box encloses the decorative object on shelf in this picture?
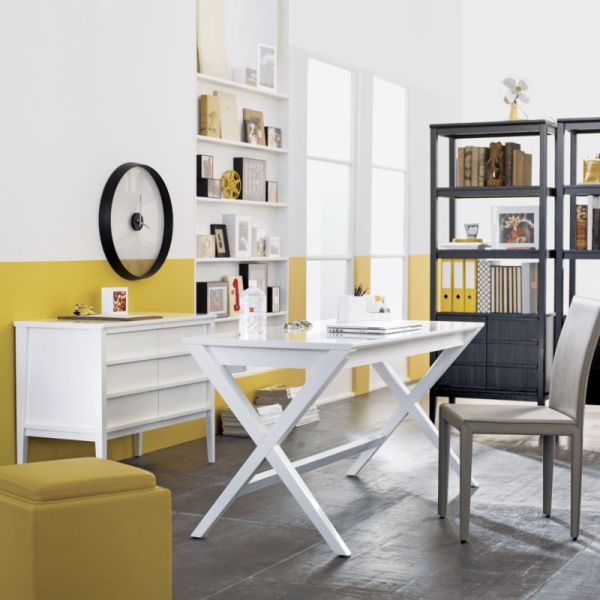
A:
[199,94,220,137]
[234,157,267,202]
[583,155,600,183]
[99,162,173,281]
[575,196,600,250]
[197,154,214,179]
[197,234,216,258]
[476,259,492,313]
[284,320,312,331]
[267,286,280,313]
[576,200,588,250]
[222,213,251,257]
[465,223,479,238]
[224,275,243,315]
[267,236,280,257]
[266,180,278,203]
[492,205,538,249]
[257,44,277,90]
[502,76,530,121]
[102,287,128,315]
[486,142,505,186]
[210,224,230,257]
[245,67,257,86]
[197,178,222,198]
[214,91,239,141]
[354,283,369,297]
[252,227,267,257]
[220,169,241,199]
[73,303,96,316]
[265,126,282,148]
[196,0,229,79]
[239,262,268,294]
[196,281,229,317]
[243,108,266,145]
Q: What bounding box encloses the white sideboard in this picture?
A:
[14,314,216,463]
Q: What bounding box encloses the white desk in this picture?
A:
[185,319,483,557]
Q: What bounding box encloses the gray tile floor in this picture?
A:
[126,390,600,599]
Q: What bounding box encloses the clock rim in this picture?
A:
[99,162,174,281]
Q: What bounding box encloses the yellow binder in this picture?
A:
[464,259,477,313]
[452,259,465,312]
[439,259,453,312]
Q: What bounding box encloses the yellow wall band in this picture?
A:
[407,254,430,380]
[352,256,371,395]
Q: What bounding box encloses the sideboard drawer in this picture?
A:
[106,360,158,396]
[107,390,159,429]
[158,324,211,355]
[159,355,203,386]
[105,330,158,362]
[159,382,210,417]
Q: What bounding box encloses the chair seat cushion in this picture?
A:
[0,457,156,502]
[440,403,576,432]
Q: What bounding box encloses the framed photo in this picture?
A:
[252,227,267,257]
[239,263,268,295]
[224,275,243,315]
[197,234,215,258]
[102,287,128,316]
[267,236,281,257]
[492,206,539,248]
[265,127,282,148]
[196,281,228,318]
[197,178,221,198]
[257,44,277,90]
[266,180,278,203]
[222,214,252,258]
[245,67,257,87]
[210,224,230,258]
[196,154,213,179]
[233,157,267,202]
[242,109,265,145]
[267,286,280,313]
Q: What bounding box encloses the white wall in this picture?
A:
[0,0,196,262]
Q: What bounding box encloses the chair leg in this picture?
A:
[459,427,473,543]
[542,435,555,517]
[438,416,451,518]
[571,430,583,541]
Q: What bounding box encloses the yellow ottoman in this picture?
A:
[0,457,172,600]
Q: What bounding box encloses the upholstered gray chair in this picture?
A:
[438,296,600,543]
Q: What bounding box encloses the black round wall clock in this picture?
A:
[99,162,174,280]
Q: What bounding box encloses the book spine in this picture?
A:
[523,153,532,185]
[464,146,472,187]
[504,143,520,186]
[576,202,588,250]
[457,147,465,187]
[470,147,479,187]
[478,147,488,186]
[594,197,600,250]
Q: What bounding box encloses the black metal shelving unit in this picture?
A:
[429,119,557,421]
[555,118,600,404]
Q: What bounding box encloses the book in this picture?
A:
[199,94,220,137]
[457,147,465,186]
[214,91,239,140]
[522,152,532,185]
[512,149,522,185]
[464,146,472,186]
[593,197,600,250]
[504,142,521,185]
[255,385,320,427]
[440,242,490,249]
[476,259,491,313]
[478,147,488,186]
[471,147,480,187]
[575,200,588,250]
[221,404,284,437]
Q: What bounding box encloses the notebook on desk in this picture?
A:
[327,321,423,336]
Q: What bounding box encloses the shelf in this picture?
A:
[431,119,557,139]
[564,184,600,196]
[197,135,288,154]
[436,249,553,259]
[436,311,540,320]
[196,196,288,208]
[196,256,287,263]
[196,73,289,100]
[562,250,600,260]
[437,186,555,198]
[558,117,600,134]
[214,311,288,323]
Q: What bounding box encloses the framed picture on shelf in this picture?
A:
[245,67,257,87]
[224,275,243,315]
[197,178,221,198]
[252,227,267,257]
[196,154,214,179]
[242,109,265,145]
[101,287,128,316]
[257,44,277,90]
[210,224,230,258]
[267,286,280,313]
[222,214,252,258]
[266,180,278,203]
[196,282,229,318]
[492,205,539,249]
[239,263,268,295]
[265,127,282,148]
[197,234,216,258]
[234,157,267,202]
[267,236,280,257]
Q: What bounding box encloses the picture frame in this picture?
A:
[196,281,229,318]
[492,205,539,249]
[224,275,243,315]
[222,214,252,258]
[265,126,282,148]
[239,263,268,295]
[210,224,230,258]
[101,287,128,316]
[242,109,265,145]
[233,157,267,202]
[252,227,267,257]
[266,180,278,203]
[245,67,257,87]
[197,234,216,258]
[197,178,221,198]
[267,286,280,313]
[196,154,213,179]
[267,236,280,257]
[257,44,277,90]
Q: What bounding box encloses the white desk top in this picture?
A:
[184,320,483,352]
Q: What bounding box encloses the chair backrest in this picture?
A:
[549,296,600,425]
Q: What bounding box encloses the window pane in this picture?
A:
[306,159,350,255]
[372,78,406,169]
[307,260,349,321]
[371,168,405,255]
[307,59,352,161]
[370,257,404,318]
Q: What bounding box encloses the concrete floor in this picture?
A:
[126,390,600,599]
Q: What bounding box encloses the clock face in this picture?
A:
[99,163,173,280]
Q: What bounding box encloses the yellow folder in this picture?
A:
[439,259,453,312]
[452,259,465,312]
[464,259,477,313]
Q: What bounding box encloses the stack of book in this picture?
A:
[440,237,490,250]
[489,262,538,313]
[221,404,283,437]
[255,385,320,426]
[457,143,532,186]
[575,196,600,250]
